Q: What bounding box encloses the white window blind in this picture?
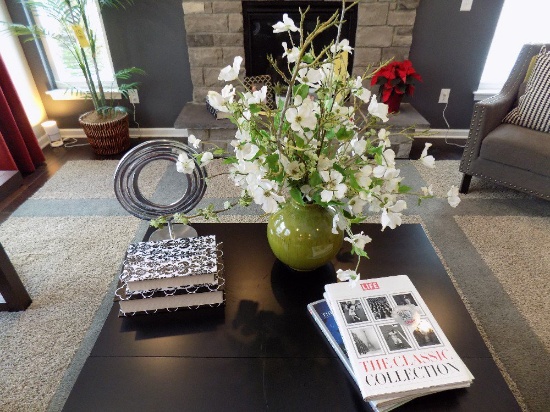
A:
[33,0,116,91]
[477,0,550,96]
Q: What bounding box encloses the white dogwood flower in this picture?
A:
[320,170,347,202]
[188,134,201,149]
[296,66,323,88]
[447,185,461,207]
[378,128,391,147]
[421,185,433,196]
[355,165,373,189]
[368,95,389,122]
[280,156,305,180]
[272,13,299,33]
[347,196,367,215]
[330,39,353,54]
[285,96,317,132]
[223,201,231,209]
[218,56,243,81]
[200,151,214,166]
[344,231,372,250]
[282,42,300,63]
[317,155,335,171]
[252,182,285,214]
[247,85,267,105]
[420,142,436,168]
[352,138,367,156]
[332,211,348,234]
[380,200,407,231]
[336,269,359,287]
[176,152,195,174]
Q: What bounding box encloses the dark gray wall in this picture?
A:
[407,0,504,128]
[6,0,191,128]
[8,0,504,130]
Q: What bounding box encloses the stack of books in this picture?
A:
[115,235,225,316]
[308,275,473,412]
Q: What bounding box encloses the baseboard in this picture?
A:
[39,128,189,149]
[37,127,465,150]
[58,128,189,139]
[418,129,469,139]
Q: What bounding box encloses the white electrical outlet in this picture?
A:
[460,0,473,11]
[128,89,139,104]
[439,88,450,104]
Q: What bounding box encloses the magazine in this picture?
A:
[324,275,474,402]
[308,299,418,412]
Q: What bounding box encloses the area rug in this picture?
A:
[0,158,548,412]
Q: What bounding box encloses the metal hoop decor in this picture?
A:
[113,139,207,221]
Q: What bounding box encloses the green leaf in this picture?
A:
[294,135,305,148]
[348,174,362,192]
[336,127,354,141]
[352,246,369,258]
[265,153,280,171]
[249,104,262,114]
[213,148,225,156]
[332,163,346,175]
[223,157,238,164]
[293,83,309,100]
[398,185,412,194]
[302,53,314,64]
[309,171,323,187]
[290,187,305,205]
[115,67,145,79]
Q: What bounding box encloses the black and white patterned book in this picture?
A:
[120,235,219,292]
[116,267,225,316]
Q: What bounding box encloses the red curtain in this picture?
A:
[0,54,45,173]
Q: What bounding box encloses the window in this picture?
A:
[475,0,550,99]
[32,0,117,95]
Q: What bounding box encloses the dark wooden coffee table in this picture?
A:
[62,223,520,411]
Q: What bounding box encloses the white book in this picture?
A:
[324,275,473,402]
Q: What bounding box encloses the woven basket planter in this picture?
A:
[79,111,130,155]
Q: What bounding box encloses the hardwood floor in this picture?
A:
[0,137,465,225]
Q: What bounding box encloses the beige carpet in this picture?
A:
[455,216,550,350]
[0,216,139,411]
[30,160,168,200]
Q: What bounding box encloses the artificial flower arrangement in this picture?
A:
[370,59,422,113]
[153,1,460,284]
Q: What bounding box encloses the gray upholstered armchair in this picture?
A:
[459,44,550,200]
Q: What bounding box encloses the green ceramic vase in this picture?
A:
[267,200,344,271]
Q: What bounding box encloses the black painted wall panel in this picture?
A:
[408,0,504,128]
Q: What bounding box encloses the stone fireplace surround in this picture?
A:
[182,0,420,103]
[177,0,421,155]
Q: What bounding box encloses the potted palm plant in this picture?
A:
[3,0,144,155]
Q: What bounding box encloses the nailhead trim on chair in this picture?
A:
[467,172,550,199]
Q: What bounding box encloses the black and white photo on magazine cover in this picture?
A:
[412,319,442,347]
[339,299,368,324]
[366,296,393,320]
[379,323,412,351]
[392,293,418,307]
[349,326,384,357]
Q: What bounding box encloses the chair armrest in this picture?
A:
[460,93,514,174]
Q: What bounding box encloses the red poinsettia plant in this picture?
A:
[371,60,422,112]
